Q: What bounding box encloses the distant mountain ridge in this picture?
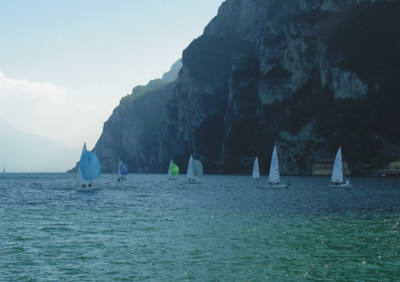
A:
[0,120,78,172]
[92,0,400,175]
[119,60,181,104]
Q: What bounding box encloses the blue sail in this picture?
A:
[79,151,101,182]
[119,161,129,176]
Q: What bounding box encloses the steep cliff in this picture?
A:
[92,61,181,172]
[94,0,400,175]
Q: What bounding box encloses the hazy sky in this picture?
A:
[0,0,224,152]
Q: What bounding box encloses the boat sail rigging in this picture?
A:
[252,157,260,179]
[79,142,101,187]
[264,146,289,188]
[329,147,351,188]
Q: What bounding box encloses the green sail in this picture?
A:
[169,161,180,176]
[172,163,180,175]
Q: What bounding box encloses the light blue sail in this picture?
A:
[79,143,101,182]
[119,161,128,176]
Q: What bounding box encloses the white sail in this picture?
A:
[168,161,173,177]
[187,155,194,178]
[268,146,280,184]
[331,147,344,183]
[193,159,203,176]
[252,157,260,179]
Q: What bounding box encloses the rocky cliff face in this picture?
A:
[94,0,400,175]
[91,61,181,173]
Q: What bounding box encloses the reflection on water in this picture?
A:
[0,174,399,281]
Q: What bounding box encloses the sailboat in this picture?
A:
[79,142,101,188]
[193,159,203,177]
[2,162,5,178]
[252,157,260,179]
[117,160,128,181]
[168,160,180,180]
[187,155,202,183]
[328,147,351,188]
[264,146,289,188]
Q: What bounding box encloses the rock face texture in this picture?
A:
[93,0,400,175]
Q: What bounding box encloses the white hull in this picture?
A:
[187,177,200,184]
[327,183,352,188]
[261,183,289,189]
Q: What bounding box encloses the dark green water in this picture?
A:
[1,174,400,281]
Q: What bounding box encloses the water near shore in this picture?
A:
[1,174,400,281]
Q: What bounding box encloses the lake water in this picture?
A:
[1,174,400,281]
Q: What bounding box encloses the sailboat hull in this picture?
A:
[260,183,290,189]
[187,177,200,184]
[327,183,352,188]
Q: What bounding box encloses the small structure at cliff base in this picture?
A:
[377,161,400,176]
[312,161,351,176]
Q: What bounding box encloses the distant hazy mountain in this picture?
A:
[0,120,79,172]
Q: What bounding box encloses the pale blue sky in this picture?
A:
[0,0,224,154]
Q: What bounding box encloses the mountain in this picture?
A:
[93,0,400,175]
[88,60,181,172]
[161,60,183,82]
[0,120,79,172]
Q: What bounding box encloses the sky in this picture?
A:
[0,0,224,169]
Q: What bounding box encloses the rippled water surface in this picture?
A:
[1,174,400,281]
